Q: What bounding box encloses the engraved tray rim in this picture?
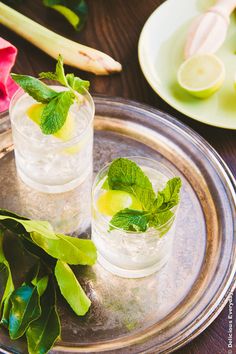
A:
[0,95,235,354]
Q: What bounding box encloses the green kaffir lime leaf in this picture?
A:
[26,280,60,354]
[43,0,88,31]
[55,260,91,316]
[0,209,95,354]
[0,294,12,328]
[0,210,57,239]
[0,231,14,312]
[30,232,97,266]
[9,284,41,339]
[36,276,49,297]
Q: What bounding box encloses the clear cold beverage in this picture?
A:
[10,88,94,193]
[92,160,178,278]
[10,87,94,234]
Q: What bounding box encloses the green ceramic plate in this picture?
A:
[138,0,236,129]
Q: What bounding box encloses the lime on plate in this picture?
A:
[177,54,225,98]
[97,190,142,217]
[27,103,74,141]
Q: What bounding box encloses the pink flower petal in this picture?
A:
[0,38,18,112]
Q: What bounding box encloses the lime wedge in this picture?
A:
[97,190,142,217]
[177,54,225,98]
[27,103,74,141]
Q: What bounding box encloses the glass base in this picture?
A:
[97,252,169,279]
[17,167,91,194]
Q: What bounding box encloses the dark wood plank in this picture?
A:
[0,0,235,353]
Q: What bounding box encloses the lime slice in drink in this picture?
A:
[27,103,43,125]
[177,54,225,98]
[97,190,142,217]
[63,132,90,155]
[27,103,74,141]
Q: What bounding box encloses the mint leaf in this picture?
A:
[40,91,74,134]
[38,71,58,81]
[54,54,68,86]
[110,209,149,232]
[66,73,90,94]
[108,158,156,210]
[43,0,88,31]
[149,210,174,229]
[39,54,67,87]
[155,177,182,212]
[11,74,58,103]
[55,260,91,316]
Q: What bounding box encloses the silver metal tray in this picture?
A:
[0,96,235,353]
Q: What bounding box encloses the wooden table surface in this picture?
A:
[1,0,235,353]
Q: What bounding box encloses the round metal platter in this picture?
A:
[0,96,235,354]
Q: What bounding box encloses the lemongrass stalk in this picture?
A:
[0,2,122,75]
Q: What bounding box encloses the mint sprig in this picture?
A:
[11,55,90,135]
[108,158,182,233]
[40,54,68,86]
[39,54,90,94]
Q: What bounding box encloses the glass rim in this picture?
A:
[92,156,178,236]
[9,86,95,146]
